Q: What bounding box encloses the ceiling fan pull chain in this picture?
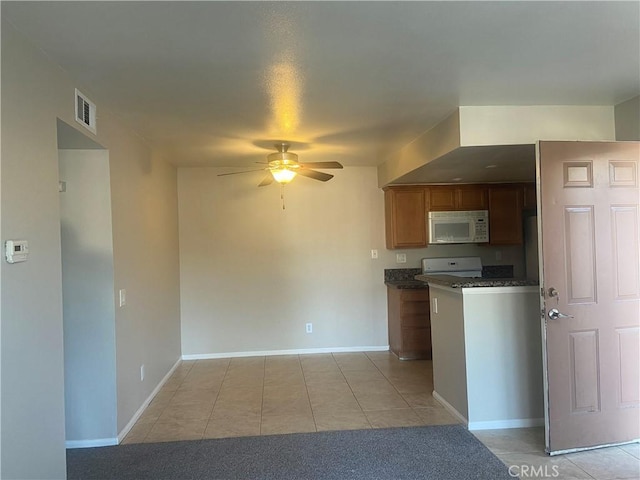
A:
[281,184,286,210]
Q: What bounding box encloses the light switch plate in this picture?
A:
[119,289,126,307]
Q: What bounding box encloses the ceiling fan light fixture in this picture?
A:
[271,168,297,184]
[267,151,299,164]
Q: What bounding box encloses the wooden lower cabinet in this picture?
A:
[387,287,432,360]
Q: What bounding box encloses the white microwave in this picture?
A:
[428,210,489,244]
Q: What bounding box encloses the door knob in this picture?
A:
[548,308,574,320]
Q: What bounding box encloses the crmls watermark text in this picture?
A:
[508,464,560,478]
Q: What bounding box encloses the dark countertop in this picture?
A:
[385,280,429,290]
[414,274,539,289]
[384,268,428,289]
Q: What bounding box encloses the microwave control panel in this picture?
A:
[474,218,488,240]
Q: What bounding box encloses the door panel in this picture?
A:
[539,141,640,454]
[611,205,640,300]
[568,330,600,414]
[616,327,640,406]
[564,206,597,304]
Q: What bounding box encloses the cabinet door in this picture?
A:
[488,186,523,245]
[385,187,427,248]
[400,289,430,326]
[400,327,432,360]
[428,186,457,211]
[457,186,487,210]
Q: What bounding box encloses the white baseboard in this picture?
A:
[432,390,469,426]
[116,356,182,444]
[431,390,544,431]
[65,438,118,449]
[468,418,545,431]
[182,345,390,360]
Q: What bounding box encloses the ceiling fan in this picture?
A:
[218,143,343,187]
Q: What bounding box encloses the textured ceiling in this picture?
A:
[4,1,639,177]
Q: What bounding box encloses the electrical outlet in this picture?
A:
[396,253,407,264]
[371,249,378,259]
[495,250,502,261]
[119,289,126,307]
[140,365,145,382]
[305,323,313,334]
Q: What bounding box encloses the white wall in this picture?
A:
[458,105,616,146]
[463,288,543,428]
[59,149,117,444]
[428,286,468,420]
[615,96,640,141]
[377,109,460,186]
[2,21,68,479]
[179,167,392,355]
[178,166,526,357]
[1,20,181,477]
[108,129,181,435]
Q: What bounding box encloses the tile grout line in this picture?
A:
[148,360,194,442]
[333,353,374,429]
[364,352,426,425]
[299,354,320,433]
[367,353,443,420]
[259,356,266,436]
[202,358,231,440]
[563,447,640,480]
[616,445,640,460]
[136,359,194,444]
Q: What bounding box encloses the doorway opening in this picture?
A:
[57,119,118,446]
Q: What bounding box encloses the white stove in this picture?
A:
[421,256,483,278]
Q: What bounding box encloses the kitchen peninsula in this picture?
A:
[415,273,543,430]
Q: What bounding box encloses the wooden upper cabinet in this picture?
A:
[384,183,530,248]
[457,186,488,210]
[488,185,523,245]
[428,186,457,210]
[428,185,487,211]
[384,187,428,249]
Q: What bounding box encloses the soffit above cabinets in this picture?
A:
[391,145,536,185]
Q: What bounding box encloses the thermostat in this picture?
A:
[5,240,29,264]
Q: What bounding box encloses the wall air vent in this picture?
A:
[75,89,97,134]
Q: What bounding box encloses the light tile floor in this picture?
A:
[123,351,453,444]
[123,352,640,479]
[474,427,640,479]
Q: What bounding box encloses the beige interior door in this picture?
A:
[539,141,640,454]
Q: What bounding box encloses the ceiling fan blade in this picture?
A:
[258,174,273,187]
[296,169,334,182]
[217,168,266,177]
[299,161,343,169]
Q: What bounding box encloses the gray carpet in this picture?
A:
[67,425,514,480]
